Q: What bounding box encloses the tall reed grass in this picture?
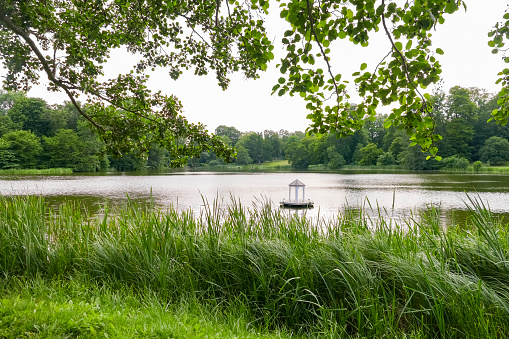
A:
[1,195,509,337]
[0,168,73,175]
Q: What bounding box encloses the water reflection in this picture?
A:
[1,171,509,226]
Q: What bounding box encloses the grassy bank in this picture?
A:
[0,275,291,338]
[221,160,291,171]
[471,165,509,173]
[0,168,73,175]
[2,196,509,337]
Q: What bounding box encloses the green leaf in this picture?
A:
[436,48,444,55]
[360,63,367,71]
[445,2,457,14]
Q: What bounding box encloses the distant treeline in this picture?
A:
[195,86,509,170]
[1,86,509,172]
[0,91,174,171]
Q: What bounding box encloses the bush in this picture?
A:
[480,136,509,165]
[473,161,482,171]
[208,160,223,167]
[359,143,384,166]
[377,152,396,166]
[440,155,469,170]
[327,148,346,169]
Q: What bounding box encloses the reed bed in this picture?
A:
[0,168,73,175]
[1,195,509,337]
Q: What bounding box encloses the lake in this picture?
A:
[1,170,509,224]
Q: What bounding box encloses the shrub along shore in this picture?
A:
[1,195,509,337]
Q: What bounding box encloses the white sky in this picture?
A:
[2,1,508,134]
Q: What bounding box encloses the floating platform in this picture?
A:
[280,200,314,209]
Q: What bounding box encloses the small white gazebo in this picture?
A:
[289,179,306,202]
[280,179,314,208]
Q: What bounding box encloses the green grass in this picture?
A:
[0,168,73,175]
[470,165,509,173]
[222,160,291,170]
[0,275,292,338]
[2,195,509,337]
[325,164,404,171]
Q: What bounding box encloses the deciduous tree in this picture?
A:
[480,136,509,165]
[0,130,42,168]
[2,0,509,162]
[359,143,384,166]
[0,0,274,164]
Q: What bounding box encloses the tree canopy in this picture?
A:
[1,0,508,164]
[0,0,273,165]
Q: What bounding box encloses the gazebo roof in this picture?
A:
[289,179,305,187]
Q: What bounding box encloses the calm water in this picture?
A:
[1,171,509,224]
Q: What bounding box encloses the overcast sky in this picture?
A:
[2,1,508,134]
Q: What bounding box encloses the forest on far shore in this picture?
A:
[1,86,509,172]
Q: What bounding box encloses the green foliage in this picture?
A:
[0,167,72,174]
[2,84,509,171]
[359,143,384,166]
[287,143,310,169]
[0,277,281,339]
[236,132,273,164]
[388,136,407,161]
[208,159,223,167]
[6,95,51,136]
[284,134,321,169]
[440,155,469,170]
[0,138,15,168]
[275,0,465,157]
[215,126,242,146]
[4,195,509,337]
[147,145,171,169]
[0,114,17,137]
[446,86,478,120]
[377,152,396,166]
[480,136,509,164]
[0,1,277,164]
[235,145,252,165]
[326,145,345,169]
[351,143,364,164]
[473,160,483,171]
[3,0,508,163]
[400,145,441,170]
[443,119,474,160]
[0,130,42,168]
[109,153,147,171]
[264,130,284,159]
[43,128,105,172]
[489,10,509,127]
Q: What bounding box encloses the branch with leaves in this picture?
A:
[271,0,506,158]
[1,0,508,162]
[0,0,274,165]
